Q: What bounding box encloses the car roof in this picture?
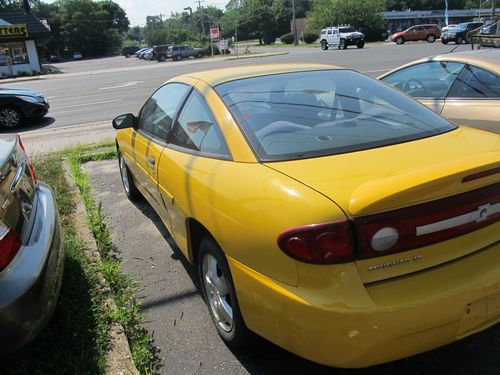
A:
[379,50,500,78]
[174,63,341,86]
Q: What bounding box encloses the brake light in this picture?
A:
[354,183,500,259]
[0,223,21,271]
[17,134,36,183]
[278,220,354,264]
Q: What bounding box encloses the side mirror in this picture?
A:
[113,113,136,129]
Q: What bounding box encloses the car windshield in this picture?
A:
[339,27,356,33]
[455,23,469,30]
[215,70,456,162]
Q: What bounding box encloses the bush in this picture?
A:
[263,35,276,45]
[280,32,295,44]
[302,32,318,44]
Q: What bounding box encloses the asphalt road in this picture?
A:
[87,160,500,375]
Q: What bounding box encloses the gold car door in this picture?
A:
[443,65,500,133]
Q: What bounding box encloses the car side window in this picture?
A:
[169,90,231,158]
[382,61,464,98]
[449,65,500,98]
[138,83,191,141]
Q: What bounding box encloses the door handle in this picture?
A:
[148,156,155,167]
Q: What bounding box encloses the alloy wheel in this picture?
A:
[202,252,233,332]
[0,108,21,128]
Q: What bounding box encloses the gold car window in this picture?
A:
[451,65,500,98]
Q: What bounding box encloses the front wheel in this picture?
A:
[320,40,328,50]
[441,40,448,45]
[456,36,463,44]
[427,34,436,43]
[118,149,141,202]
[158,54,166,62]
[357,41,365,48]
[198,237,253,348]
[338,39,347,49]
[396,36,405,45]
[0,106,23,129]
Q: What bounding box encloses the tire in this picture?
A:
[426,34,436,43]
[338,39,347,49]
[396,36,405,45]
[118,149,141,202]
[196,52,203,58]
[158,54,166,62]
[320,40,328,50]
[0,106,23,129]
[198,237,252,348]
[456,36,463,44]
[357,41,365,48]
[441,40,448,45]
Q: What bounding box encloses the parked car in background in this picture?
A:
[379,49,500,132]
[72,51,82,60]
[134,48,149,58]
[113,63,500,368]
[0,88,50,129]
[0,134,64,354]
[153,44,172,62]
[441,21,483,44]
[441,24,457,33]
[143,48,154,61]
[122,46,140,57]
[166,45,204,61]
[320,26,365,50]
[391,24,441,44]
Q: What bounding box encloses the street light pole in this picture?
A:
[292,0,298,45]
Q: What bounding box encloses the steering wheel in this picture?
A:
[402,79,427,92]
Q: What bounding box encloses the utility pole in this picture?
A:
[292,0,298,46]
[197,0,206,35]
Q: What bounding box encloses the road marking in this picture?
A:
[51,99,122,110]
[99,81,143,90]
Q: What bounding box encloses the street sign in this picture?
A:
[210,27,220,40]
[219,39,227,50]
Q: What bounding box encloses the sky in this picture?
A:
[54,0,230,26]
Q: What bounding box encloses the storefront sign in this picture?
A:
[210,27,220,41]
[0,24,28,38]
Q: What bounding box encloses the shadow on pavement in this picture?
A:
[0,116,56,134]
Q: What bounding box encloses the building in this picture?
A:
[384,8,500,33]
[0,12,51,77]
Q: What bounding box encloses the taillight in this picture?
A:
[0,222,21,271]
[278,220,354,264]
[354,183,500,259]
[17,134,36,183]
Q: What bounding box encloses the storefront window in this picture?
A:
[0,42,29,65]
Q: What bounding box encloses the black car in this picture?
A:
[441,21,483,44]
[0,88,49,130]
[121,46,140,57]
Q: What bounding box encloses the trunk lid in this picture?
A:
[265,127,500,283]
[0,135,37,244]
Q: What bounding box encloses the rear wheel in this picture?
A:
[198,237,252,348]
[118,149,141,202]
[320,40,328,50]
[396,36,405,45]
[158,54,166,62]
[0,106,23,129]
[426,34,436,43]
[196,52,203,58]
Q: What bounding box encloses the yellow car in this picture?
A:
[379,50,500,134]
[113,64,500,368]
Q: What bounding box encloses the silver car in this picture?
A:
[0,134,64,353]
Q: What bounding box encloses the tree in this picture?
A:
[308,0,385,40]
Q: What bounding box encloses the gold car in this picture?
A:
[113,64,500,368]
[379,50,500,134]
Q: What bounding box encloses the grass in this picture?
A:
[0,145,158,374]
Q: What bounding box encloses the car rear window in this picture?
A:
[215,70,456,162]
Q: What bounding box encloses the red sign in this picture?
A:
[210,28,220,40]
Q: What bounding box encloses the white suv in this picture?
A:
[320,26,365,50]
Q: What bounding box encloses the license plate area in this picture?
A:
[458,292,500,337]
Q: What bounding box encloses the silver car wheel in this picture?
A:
[0,108,21,128]
[202,253,233,332]
[119,154,131,194]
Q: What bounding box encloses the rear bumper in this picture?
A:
[0,183,64,353]
[229,239,500,368]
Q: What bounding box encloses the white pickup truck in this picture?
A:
[320,26,365,50]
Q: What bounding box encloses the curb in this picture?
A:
[225,51,289,60]
[63,163,139,375]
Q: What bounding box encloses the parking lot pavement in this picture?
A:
[87,159,500,375]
